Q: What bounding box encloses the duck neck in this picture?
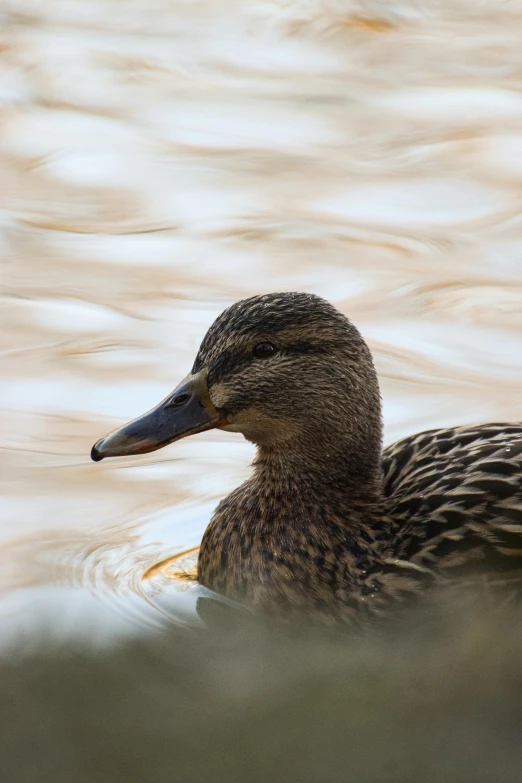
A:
[252,426,383,517]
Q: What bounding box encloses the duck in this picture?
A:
[91,292,522,625]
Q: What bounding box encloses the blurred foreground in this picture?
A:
[2,590,522,783]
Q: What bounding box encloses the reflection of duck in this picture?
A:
[92,293,522,624]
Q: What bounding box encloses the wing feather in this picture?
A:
[381,424,522,578]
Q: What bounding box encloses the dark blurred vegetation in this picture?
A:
[2,590,522,783]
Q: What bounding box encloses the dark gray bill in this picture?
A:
[91,370,224,461]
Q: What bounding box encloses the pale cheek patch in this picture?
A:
[220,422,244,434]
[209,381,229,409]
[224,408,299,446]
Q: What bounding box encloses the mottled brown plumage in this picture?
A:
[195,293,522,624]
[92,292,522,625]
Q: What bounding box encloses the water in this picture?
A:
[2,0,522,648]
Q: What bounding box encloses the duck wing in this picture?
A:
[381,424,522,578]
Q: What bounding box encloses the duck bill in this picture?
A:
[91,370,224,461]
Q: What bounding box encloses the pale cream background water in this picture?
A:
[1,0,522,647]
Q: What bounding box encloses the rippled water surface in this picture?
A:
[2,0,522,646]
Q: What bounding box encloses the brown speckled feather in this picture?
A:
[382,424,522,574]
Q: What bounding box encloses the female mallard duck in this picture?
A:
[91,293,522,624]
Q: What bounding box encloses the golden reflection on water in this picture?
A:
[1,0,522,645]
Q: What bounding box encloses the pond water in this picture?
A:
[1,0,522,649]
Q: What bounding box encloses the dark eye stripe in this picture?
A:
[199,339,332,383]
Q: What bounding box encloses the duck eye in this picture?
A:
[253,342,276,359]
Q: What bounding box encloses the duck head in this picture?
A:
[91,292,382,481]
